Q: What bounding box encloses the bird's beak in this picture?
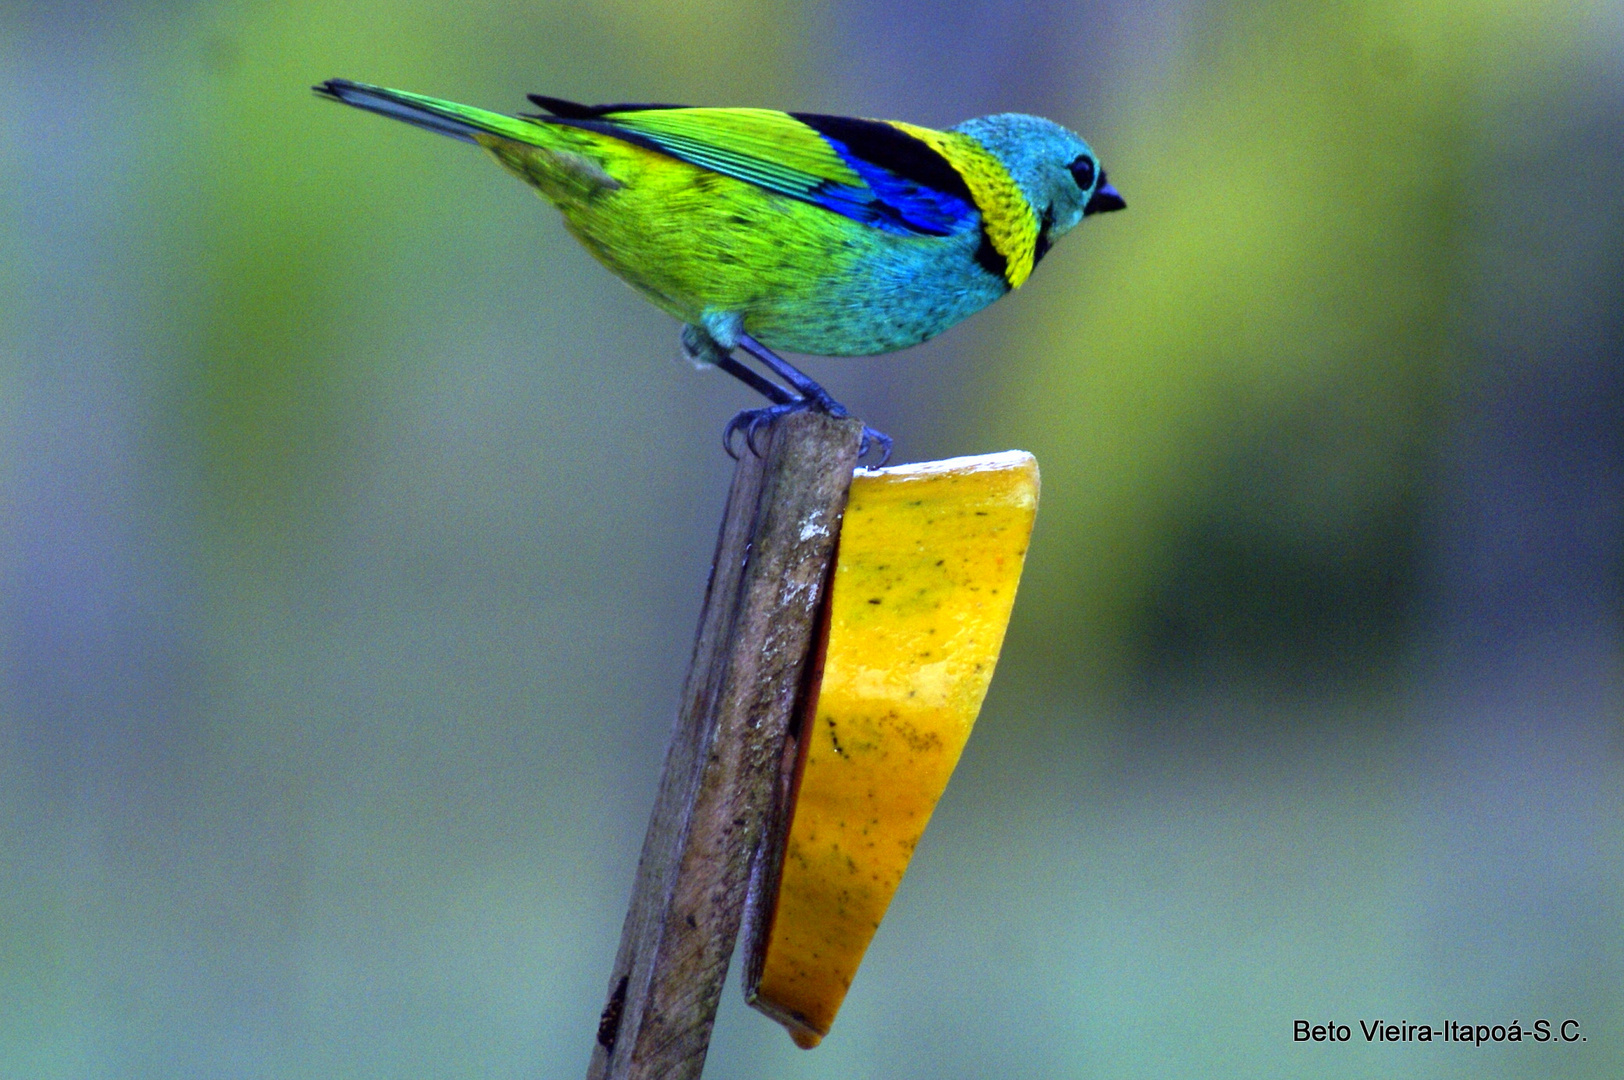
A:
[1084,174,1125,216]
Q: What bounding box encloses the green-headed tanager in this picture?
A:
[314,80,1124,461]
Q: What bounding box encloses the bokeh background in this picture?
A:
[4,0,1621,1076]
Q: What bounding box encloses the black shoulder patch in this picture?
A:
[790,113,975,204]
[1031,206,1056,267]
[526,94,689,118]
[974,231,1011,288]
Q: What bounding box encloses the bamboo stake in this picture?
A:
[587,410,864,1080]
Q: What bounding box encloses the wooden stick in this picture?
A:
[587,410,865,1080]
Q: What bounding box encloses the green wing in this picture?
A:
[595,107,866,199]
[531,101,978,236]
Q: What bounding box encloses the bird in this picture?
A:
[313,79,1124,464]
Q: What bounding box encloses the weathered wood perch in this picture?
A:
[586,410,865,1080]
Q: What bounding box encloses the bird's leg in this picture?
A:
[714,354,795,407]
[713,355,803,459]
[735,334,845,414]
[695,324,892,465]
[686,324,802,457]
[733,334,894,466]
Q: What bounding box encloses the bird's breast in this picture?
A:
[739,221,1010,356]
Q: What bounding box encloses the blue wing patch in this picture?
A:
[814,135,976,236]
[795,113,980,236]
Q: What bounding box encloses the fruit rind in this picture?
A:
[748,451,1040,1046]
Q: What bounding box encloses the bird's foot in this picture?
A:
[723,399,892,467]
[723,402,806,460]
[708,330,892,466]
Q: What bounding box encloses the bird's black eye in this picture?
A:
[1068,155,1096,190]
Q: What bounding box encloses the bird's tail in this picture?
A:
[313,79,547,147]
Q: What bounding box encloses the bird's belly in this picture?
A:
[552,170,1008,357]
[742,232,1009,356]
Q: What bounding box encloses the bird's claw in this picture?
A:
[857,426,894,468]
[723,403,800,460]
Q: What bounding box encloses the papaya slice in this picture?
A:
[746,451,1040,1047]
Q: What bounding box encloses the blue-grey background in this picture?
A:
[3,0,1620,1077]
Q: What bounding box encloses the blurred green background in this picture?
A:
[3,0,1621,1077]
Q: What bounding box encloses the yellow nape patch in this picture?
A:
[887,121,1040,288]
[748,451,1040,1048]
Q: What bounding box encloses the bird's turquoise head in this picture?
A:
[953,113,1124,256]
